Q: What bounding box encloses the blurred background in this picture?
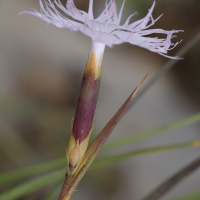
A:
[0,0,200,199]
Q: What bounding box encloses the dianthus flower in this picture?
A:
[21,0,182,59]
[20,1,182,199]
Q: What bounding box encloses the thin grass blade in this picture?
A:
[167,190,200,200]
[1,113,200,185]
[92,140,200,169]
[0,157,66,184]
[1,140,199,200]
[2,139,199,186]
[103,112,200,151]
[0,169,65,200]
[140,156,200,200]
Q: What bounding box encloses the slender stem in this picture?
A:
[58,173,72,200]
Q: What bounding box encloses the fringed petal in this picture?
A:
[20,0,182,59]
[117,0,126,25]
[88,0,94,19]
[113,29,183,59]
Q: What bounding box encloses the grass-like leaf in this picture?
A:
[0,169,65,200]
[167,190,200,200]
[1,112,200,185]
[92,140,200,169]
[0,157,66,184]
[103,112,200,151]
[1,139,199,185]
[0,140,199,200]
[140,156,200,200]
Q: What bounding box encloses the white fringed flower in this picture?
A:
[20,0,182,59]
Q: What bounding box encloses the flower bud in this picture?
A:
[68,140,81,168]
[67,120,95,170]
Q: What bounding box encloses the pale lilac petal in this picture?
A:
[96,0,112,22]
[20,0,182,59]
[136,1,156,30]
[88,0,94,19]
[117,0,126,25]
[123,12,138,26]
[65,0,88,21]
[113,30,183,57]
[112,0,118,23]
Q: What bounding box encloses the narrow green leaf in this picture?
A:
[1,111,199,184]
[0,157,66,184]
[1,140,199,200]
[44,183,63,200]
[103,112,200,151]
[92,141,200,169]
[0,169,65,200]
[1,139,199,186]
[167,191,200,200]
[140,156,200,200]
[129,33,200,109]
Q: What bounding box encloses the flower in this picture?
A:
[20,0,182,59]
[19,2,183,198]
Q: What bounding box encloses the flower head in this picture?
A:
[20,0,182,58]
